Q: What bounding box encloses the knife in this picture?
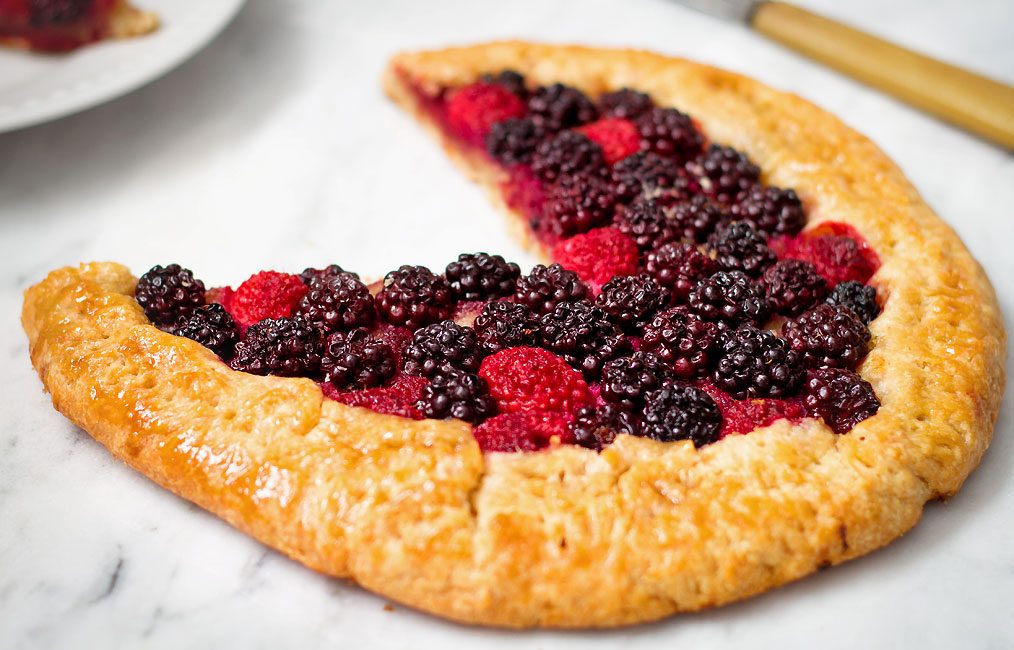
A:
[674,0,1014,150]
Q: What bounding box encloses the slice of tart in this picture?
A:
[0,0,157,52]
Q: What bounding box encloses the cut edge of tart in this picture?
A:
[22,42,1006,628]
[0,0,158,52]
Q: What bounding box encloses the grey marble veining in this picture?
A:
[1,0,1012,648]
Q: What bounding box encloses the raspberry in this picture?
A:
[539,171,618,238]
[324,374,426,420]
[321,327,395,389]
[731,185,805,237]
[527,83,598,132]
[502,165,547,218]
[373,323,413,368]
[635,107,704,163]
[229,317,323,377]
[595,274,671,332]
[646,242,720,304]
[537,299,631,379]
[707,221,776,277]
[444,253,520,301]
[478,346,591,413]
[299,264,353,285]
[567,405,637,450]
[135,264,206,327]
[576,118,641,164]
[552,227,639,287]
[530,131,605,183]
[685,145,761,204]
[825,281,880,324]
[473,411,569,452]
[445,82,527,145]
[761,259,828,317]
[688,270,770,327]
[174,303,239,359]
[802,368,880,433]
[613,201,674,252]
[230,271,307,329]
[479,70,528,99]
[610,151,683,202]
[777,228,880,287]
[472,301,539,354]
[700,381,806,436]
[297,272,376,334]
[403,320,483,378]
[598,88,654,120]
[782,304,871,370]
[640,386,722,446]
[600,351,674,409]
[376,265,455,329]
[514,263,589,315]
[417,370,496,423]
[641,306,720,379]
[663,194,730,243]
[713,325,804,398]
[485,118,544,166]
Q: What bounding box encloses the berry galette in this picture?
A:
[22,42,1005,627]
[0,0,157,52]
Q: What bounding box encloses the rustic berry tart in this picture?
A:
[0,0,157,52]
[22,42,1005,628]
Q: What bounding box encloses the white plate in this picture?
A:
[0,0,246,134]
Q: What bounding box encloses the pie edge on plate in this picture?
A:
[21,42,1006,628]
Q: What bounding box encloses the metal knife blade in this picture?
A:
[670,0,761,23]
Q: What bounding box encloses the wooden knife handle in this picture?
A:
[752,1,1014,150]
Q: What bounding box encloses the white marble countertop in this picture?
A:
[1,0,1012,647]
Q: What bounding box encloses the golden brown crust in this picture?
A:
[22,42,1006,628]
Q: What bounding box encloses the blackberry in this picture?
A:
[417,370,497,423]
[685,145,761,204]
[600,351,674,409]
[610,151,683,202]
[514,263,589,315]
[537,299,631,379]
[473,301,539,353]
[540,171,617,237]
[444,252,521,301]
[174,303,239,359]
[229,317,323,377]
[376,265,455,329]
[646,242,720,304]
[569,405,637,450]
[403,320,483,378]
[761,259,828,317]
[665,194,730,243]
[731,185,806,237]
[615,200,679,252]
[595,274,671,333]
[688,270,771,327]
[782,304,871,370]
[641,306,720,379]
[598,88,654,120]
[479,70,528,99]
[527,83,598,132]
[297,272,376,334]
[486,118,544,166]
[530,131,604,183]
[135,264,206,327]
[299,264,354,285]
[802,368,880,433]
[707,221,776,277]
[321,327,396,390]
[825,281,881,325]
[635,107,704,163]
[713,325,804,398]
[640,386,722,447]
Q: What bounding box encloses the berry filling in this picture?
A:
[0,0,121,52]
[137,72,887,453]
